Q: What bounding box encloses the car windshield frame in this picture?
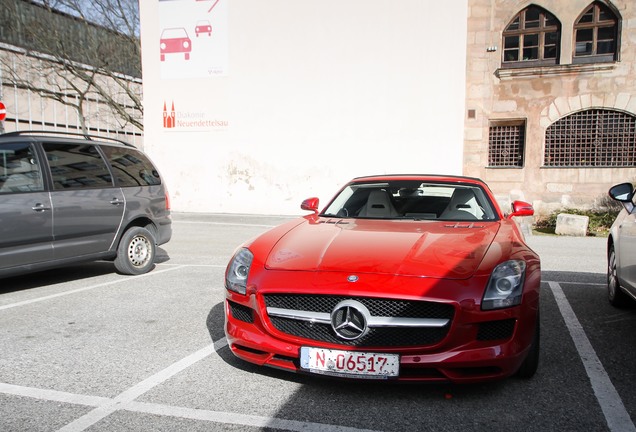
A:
[320,180,500,222]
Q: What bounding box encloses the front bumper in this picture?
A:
[224,286,539,383]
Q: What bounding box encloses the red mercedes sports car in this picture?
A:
[224,175,541,383]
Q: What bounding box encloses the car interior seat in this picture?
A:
[358,189,399,218]
[440,188,479,220]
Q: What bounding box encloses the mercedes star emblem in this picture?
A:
[330,300,371,340]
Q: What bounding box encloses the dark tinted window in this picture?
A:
[43,143,113,190]
[0,142,44,193]
[100,146,161,187]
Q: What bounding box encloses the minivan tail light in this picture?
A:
[164,187,171,211]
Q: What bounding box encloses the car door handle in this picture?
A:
[32,203,51,212]
[110,198,124,206]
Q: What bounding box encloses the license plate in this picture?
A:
[300,347,399,379]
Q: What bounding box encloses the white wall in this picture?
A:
[140,0,468,215]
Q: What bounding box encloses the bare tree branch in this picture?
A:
[0,0,143,134]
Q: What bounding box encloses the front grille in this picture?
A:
[477,319,516,341]
[264,294,454,348]
[265,295,453,319]
[268,317,448,347]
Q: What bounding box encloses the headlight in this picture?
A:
[482,260,526,310]
[225,248,253,295]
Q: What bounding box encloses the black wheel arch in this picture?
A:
[117,217,158,247]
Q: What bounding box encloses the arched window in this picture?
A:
[502,6,560,68]
[544,109,636,167]
[573,2,619,63]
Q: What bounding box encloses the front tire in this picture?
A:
[114,227,156,275]
[608,244,631,307]
[517,311,540,379]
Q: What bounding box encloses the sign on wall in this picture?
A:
[158,0,228,79]
[143,0,468,214]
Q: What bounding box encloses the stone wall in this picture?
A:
[464,0,636,216]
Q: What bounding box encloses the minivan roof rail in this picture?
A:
[0,130,135,147]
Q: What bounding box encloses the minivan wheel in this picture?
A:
[114,227,156,275]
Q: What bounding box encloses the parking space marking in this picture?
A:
[126,401,380,432]
[176,220,278,228]
[0,382,110,406]
[555,281,606,287]
[56,340,224,432]
[0,266,186,311]
[549,281,636,432]
[0,337,379,432]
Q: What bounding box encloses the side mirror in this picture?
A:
[609,182,635,213]
[508,200,534,218]
[301,197,319,214]
[609,182,634,202]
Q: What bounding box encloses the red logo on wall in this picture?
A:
[163,101,176,128]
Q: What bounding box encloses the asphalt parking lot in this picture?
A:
[1,213,635,432]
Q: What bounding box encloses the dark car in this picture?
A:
[0,131,171,278]
[607,182,636,306]
[224,175,540,383]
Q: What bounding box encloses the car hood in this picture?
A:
[265,218,500,279]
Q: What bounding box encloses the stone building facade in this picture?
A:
[464,0,636,215]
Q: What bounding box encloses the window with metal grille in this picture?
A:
[544,109,636,167]
[573,2,619,64]
[502,6,560,68]
[488,121,526,167]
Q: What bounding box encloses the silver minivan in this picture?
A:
[0,131,171,278]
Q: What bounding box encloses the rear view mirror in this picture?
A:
[508,200,534,218]
[608,182,634,202]
[301,197,319,214]
[609,182,635,213]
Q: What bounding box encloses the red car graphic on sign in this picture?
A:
[195,20,212,37]
[160,27,192,61]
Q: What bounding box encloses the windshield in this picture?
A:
[321,180,498,221]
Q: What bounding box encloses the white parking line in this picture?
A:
[549,281,636,432]
[175,220,278,228]
[126,401,381,432]
[0,382,110,406]
[0,266,186,311]
[159,263,226,268]
[0,338,380,432]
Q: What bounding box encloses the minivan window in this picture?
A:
[100,146,162,187]
[43,143,113,190]
[0,142,44,193]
